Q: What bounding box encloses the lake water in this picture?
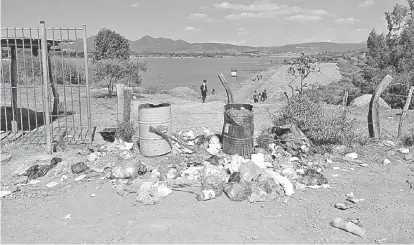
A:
[140,57,284,94]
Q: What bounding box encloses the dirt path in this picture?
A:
[2,144,414,243]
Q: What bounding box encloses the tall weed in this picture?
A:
[273,95,362,146]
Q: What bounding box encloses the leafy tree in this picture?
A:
[92,59,147,96]
[93,28,131,61]
[287,53,319,96]
[364,0,414,108]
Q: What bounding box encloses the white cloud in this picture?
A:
[130,3,140,8]
[216,1,333,20]
[358,0,374,8]
[187,13,208,20]
[285,15,322,21]
[204,18,219,22]
[334,17,361,24]
[237,28,249,35]
[184,26,202,32]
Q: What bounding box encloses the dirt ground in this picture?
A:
[1,65,414,244]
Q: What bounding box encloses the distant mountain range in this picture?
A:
[71,35,366,54]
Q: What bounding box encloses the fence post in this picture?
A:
[397,86,414,138]
[10,46,18,132]
[83,24,92,130]
[116,83,125,123]
[40,21,52,153]
[123,89,132,123]
[342,90,349,109]
[368,74,393,139]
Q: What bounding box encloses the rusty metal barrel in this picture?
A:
[138,103,172,157]
[222,103,254,157]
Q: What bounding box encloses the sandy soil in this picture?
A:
[1,64,414,244]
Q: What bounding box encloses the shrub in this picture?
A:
[402,128,414,147]
[116,121,136,143]
[273,95,362,146]
[141,83,163,94]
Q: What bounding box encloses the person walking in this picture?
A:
[262,89,267,102]
[200,80,208,103]
[253,90,259,103]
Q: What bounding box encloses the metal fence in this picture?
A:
[1,21,95,151]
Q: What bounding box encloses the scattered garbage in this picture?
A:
[331,217,365,237]
[345,192,364,204]
[345,153,358,159]
[71,162,90,174]
[196,176,223,201]
[383,159,391,165]
[119,150,134,160]
[1,191,12,198]
[87,152,99,162]
[24,157,62,180]
[404,154,413,161]
[300,169,328,186]
[110,160,145,179]
[224,182,252,202]
[334,203,354,210]
[248,184,269,203]
[62,214,71,219]
[74,175,86,181]
[46,182,58,188]
[228,172,241,183]
[136,181,172,205]
[399,148,410,154]
[239,161,261,182]
[60,175,68,182]
[90,193,96,197]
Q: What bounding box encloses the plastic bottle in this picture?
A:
[331,217,365,237]
[196,189,217,201]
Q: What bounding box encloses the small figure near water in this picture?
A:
[212,89,215,95]
[200,80,208,103]
[261,89,267,102]
[253,90,259,103]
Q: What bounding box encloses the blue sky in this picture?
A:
[0,0,407,46]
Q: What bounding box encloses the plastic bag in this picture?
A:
[196,176,224,201]
[300,169,328,186]
[248,184,269,203]
[71,162,89,174]
[239,161,261,182]
[224,182,252,202]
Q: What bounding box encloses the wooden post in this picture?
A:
[40,21,52,153]
[10,46,18,132]
[218,74,235,104]
[123,89,132,123]
[368,74,393,139]
[47,46,59,117]
[397,86,414,138]
[116,83,125,123]
[342,90,349,109]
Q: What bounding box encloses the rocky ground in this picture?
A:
[1,64,414,244]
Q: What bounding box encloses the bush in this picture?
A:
[141,83,163,94]
[116,121,136,143]
[402,128,414,147]
[273,95,362,146]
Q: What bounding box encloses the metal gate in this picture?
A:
[1,21,95,151]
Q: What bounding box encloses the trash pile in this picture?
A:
[3,125,331,207]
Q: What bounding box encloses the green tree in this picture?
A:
[93,28,131,61]
[92,59,147,96]
[287,53,319,96]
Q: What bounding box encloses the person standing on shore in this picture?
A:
[253,91,259,103]
[200,80,208,103]
[262,90,267,102]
